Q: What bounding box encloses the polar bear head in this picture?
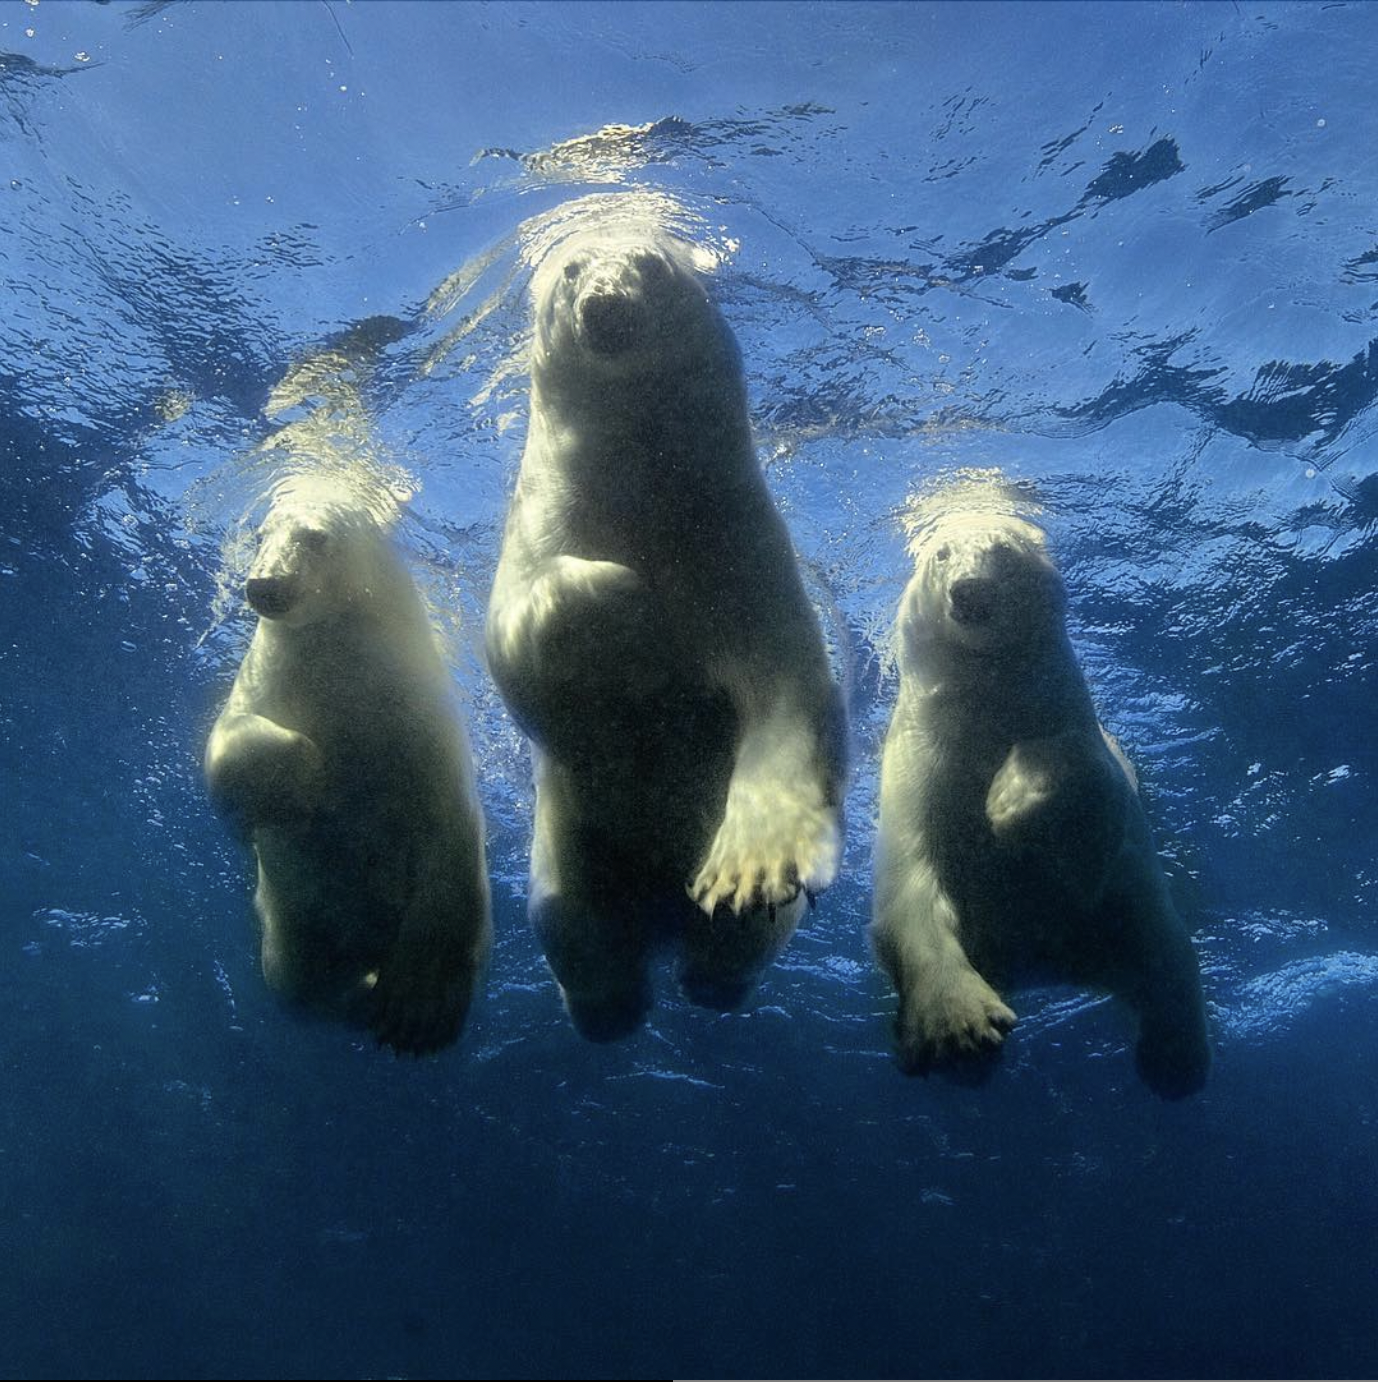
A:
[530,230,737,387]
[244,474,393,628]
[900,511,1066,666]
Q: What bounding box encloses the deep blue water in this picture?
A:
[3,2,1377,1378]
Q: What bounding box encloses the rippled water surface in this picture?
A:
[3,2,1377,1378]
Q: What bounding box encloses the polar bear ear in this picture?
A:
[384,479,414,512]
[631,248,671,281]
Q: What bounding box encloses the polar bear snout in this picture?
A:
[948,576,997,627]
[577,288,642,356]
[246,573,301,620]
[245,521,333,620]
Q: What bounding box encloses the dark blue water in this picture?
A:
[3,2,1376,1377]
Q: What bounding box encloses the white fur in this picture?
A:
[487,230,846,1040]
[205,474,490,1054]
[871,507,1208,1096]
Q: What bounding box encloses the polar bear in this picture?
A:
[870,505,1209,1097]
[486,228,846,1041]
[205,472,491,1055]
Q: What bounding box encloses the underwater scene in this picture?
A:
[3,1,1377,1378]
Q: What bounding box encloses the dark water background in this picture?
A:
[2,2,1377,1377]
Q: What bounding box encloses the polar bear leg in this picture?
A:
[1103,876,1210,1098]
[986,734,1130,909]
[871,853,1017,1076]
[677,890,807,1011]
[690,709,842,916]
[487,556,673,755]
[366,817,489,1056]
[206,712,324,833]
[251,828,350,1004]
[528,764,655,1042]
[533,892,655,1041]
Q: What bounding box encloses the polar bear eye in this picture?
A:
[298,528,329,553]
[934,545,950,562]
[563,260,584,282]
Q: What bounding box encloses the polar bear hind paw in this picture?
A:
[1134,1022,1210,1100]
[561,984,653,1044]
[363,963,474,1057]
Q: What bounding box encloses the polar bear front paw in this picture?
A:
[896,972,1017,1076]
[206,714,325,829]
[690,779,840,916]
[986,741,1057,839]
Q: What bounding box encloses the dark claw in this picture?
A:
[768,901,776,926]
[805,887,817,911]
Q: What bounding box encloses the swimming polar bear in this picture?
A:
[205,472,490,1054]
[486,229,847,1040]
[871,506,1209,1097]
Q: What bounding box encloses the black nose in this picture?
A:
[579,292,639,355]
[246,575,299,619]
[949,577,996,626]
